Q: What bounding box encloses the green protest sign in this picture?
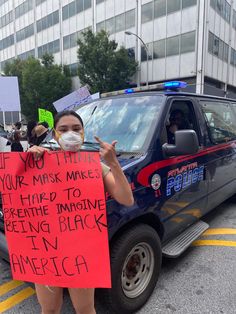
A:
[38,108,54,128]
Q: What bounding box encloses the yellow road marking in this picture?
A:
[170,217,184,223]
[162,207,177,215]
[0,281,24,297]
[192,240,236,247]
[167,201,189,207]
[0,287,35,313]
[202,228,236,236]
[182,209,202,218]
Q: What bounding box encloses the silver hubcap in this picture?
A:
[121,242,154,298]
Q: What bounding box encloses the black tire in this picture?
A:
[105,224,162,314]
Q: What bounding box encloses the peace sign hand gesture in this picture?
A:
[94,136,118,167]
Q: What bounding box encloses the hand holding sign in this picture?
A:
[94,136,118,167]
[27,145,49,161]
[0,151,111,288]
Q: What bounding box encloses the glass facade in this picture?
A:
[166,35,180,56]
[154,0,166,18]
[230,48,236,67]
[38,39,60,58]
[141,31,195,61]
[0,0,7,6]
[142,0,197,23]
[16,24,34,42]
[210,0,231,23]
[68,63,78,76]
[18,49,35,60]
[208,31,229,62]
[36,0,47,5]
[0,10,13,28]
[167,0,181,14]
[15,0,33,19]
[63,29,85,50]
[125,10,135,29]
[233,10,236,30]
[36,11,59,33]
[3,111,20,124]
[181,31,196,54]
[0,0,235,94]
[96,9,135,34]
[0,34,14,50]
[62,0,92,21]
[153,39,165,59]
[141,2,153,24]
[0,57,14,70]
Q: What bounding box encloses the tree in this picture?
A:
[3,55,72,121]
[77,29,138,94]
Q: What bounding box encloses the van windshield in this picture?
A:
[77,95,164,153]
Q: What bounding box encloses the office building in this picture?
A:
[1,0,236,125]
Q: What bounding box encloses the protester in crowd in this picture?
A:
[32,123,49,146]
[27,110,134,314]
[8,121,24,152]
[38,121,49,129]
[26,121,38,147]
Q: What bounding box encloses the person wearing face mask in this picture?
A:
[27,110,134,314]
[55,126,84,152]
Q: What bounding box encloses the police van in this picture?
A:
[0,81,236,313]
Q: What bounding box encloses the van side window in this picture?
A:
[201,101,236,144]
[164,100,199,145]
[231,103,236,118]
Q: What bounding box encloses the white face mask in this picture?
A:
[58,131,83,152]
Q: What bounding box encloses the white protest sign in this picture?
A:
[0,77,21,111]
[91,92,100,100]
[53,86,93,112]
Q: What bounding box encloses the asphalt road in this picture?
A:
[0,196,236,314]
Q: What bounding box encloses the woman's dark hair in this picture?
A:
[54,110,84,128]
[27,121,37,134]
[26,121,37,142]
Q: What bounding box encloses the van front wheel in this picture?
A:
[108,224,162,314]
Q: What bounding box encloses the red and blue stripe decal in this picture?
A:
[137,141,236,187]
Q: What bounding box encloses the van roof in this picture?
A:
[101,91,236,103]
[100,81,236,103]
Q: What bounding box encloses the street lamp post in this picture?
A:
[125,31,149,87]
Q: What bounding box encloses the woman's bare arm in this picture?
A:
[95,136,134,207]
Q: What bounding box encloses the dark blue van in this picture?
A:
[1,81,236,313]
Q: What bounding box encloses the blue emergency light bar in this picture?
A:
[163,81,187,89]
[125,88,135,94]
[101,81,188,97]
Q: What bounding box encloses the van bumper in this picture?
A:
[0,231,9,261]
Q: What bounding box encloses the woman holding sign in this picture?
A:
[28,110,134,314]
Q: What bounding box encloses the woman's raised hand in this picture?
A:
[94,136,118,167]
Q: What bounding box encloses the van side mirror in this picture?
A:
[162,130,199,156]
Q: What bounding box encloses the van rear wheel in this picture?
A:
[107,224,162,314]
